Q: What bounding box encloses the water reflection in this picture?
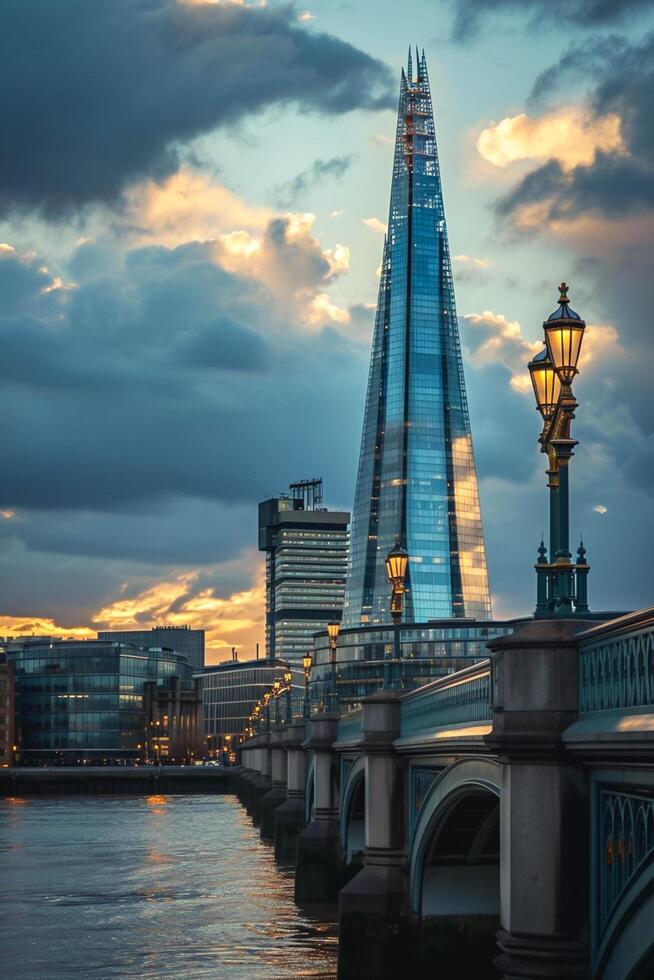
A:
[0,793,338,978]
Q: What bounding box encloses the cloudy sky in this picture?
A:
[1,0,653,662]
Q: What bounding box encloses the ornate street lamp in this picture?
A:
[302,652,313,719]
[385,538,409,625]
[272,677,282,725]
[326,621,340,712]
[283,668,293,724]
[528,283,590,618]
[528,347,561,422]
[385,538,409,688]
[543,282,586,386]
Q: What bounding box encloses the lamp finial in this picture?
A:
[558,281,569,305]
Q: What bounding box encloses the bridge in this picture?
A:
[237,608,654,979]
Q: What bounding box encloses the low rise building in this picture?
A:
[199,657,304,757]
[0,658,16,766]
[98,626,205,671]
[7,639,197,764]
[144,675,204,763]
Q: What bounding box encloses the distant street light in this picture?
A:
[528,283,590,617]
[302,652,313,720]
[283,668,293,724]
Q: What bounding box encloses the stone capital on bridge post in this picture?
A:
[339,689,412,979]
[487,618,593,980]
[295,712,342,903]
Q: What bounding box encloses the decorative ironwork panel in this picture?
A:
[337,709,363,742]
[401,669,491,737]
[597,787,654,939]
[580,622,654,714]
[409,766,442,843]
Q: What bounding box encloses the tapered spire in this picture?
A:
[343,52,491,627]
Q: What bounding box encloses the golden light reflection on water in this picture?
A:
[1,794,338,978]
[4,797,26,805]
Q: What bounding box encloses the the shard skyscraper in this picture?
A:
[343,50,491,627]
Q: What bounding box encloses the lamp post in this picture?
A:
[385,537,409,688]
[273,678,281,726]
[302,652,313,719]
[326,621,340,712]
[283,668,293,724]
[527,283,590,617]
[263,690,272,732]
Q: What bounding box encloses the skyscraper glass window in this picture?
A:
[344,50,491,627]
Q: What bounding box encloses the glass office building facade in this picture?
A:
[199,658,304,753]
[98,626,205,671]
[309,620,520,712]
[259,486,349,663]
[344,50,491,628]
[8,640,195,762]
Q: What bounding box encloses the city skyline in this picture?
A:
[1,0,654,662]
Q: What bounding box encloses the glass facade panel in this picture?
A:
[343,51,491,627]
[199,659,304,749]
[8,641,194,761]
[309,619,520,712]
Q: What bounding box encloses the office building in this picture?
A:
[309,619,519,712]
[258,479,349,662]
[0,658,16,766]
[98,626,205,671]
[7,639,197,763]
[344,50,491,627]
[144,675,204,762]
[199,657,304,754]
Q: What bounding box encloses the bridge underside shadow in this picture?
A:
[415,785,501,977]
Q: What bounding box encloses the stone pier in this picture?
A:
[295,712,342,903]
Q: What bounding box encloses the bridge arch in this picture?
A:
[409,757,500,916]
[340,757,366,864]
[595,816,654,979]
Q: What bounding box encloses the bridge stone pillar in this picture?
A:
[338,689,413,979]
[247,731,272,826]
[260,727,288,840]
[295,712,341,903]
[274,721,307,860]
[488,618,592,980]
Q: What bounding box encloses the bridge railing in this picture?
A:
[336,707,363,743]
[399,659,492,738]
[578,607,654,714]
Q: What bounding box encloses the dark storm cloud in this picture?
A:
[496,32,654,223]
[449,0,654,41]
[274,155,356,207]
[0,242,367,523]
[0,0,393,217]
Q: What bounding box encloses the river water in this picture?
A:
[0,794,338,979]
